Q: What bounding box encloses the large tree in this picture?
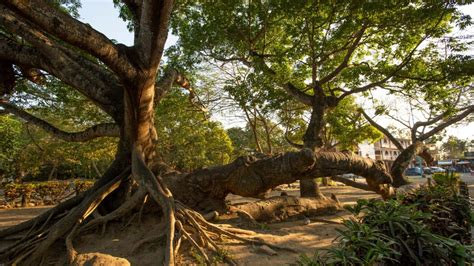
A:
[0,1,393,264]
[170,0,471,197]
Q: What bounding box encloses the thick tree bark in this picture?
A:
[418,147,434,166]
[303,102,326,151]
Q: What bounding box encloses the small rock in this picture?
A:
[303,217,311,225]
[257,245,277,256]
[72,252,130,266]
[203,211,219,221]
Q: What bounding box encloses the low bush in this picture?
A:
[298,182,474,265]
[432,172,460,189]
[3,179,94,206]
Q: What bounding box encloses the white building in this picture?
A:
[358,137,412,168]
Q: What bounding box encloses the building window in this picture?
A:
[385,151,389,156]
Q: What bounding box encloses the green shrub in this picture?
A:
[432,172,460,189]
[299,184,474,266]
[399,185,473,244]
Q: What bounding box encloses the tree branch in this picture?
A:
[155,68,191,102]
[412,91,464,137]
[0,7,123,118]
[418,105,474,141]
[319,24,367,84]
[361,110,404,150]
[4,0,136,79]
[0,35,49,72]
[135,0,174,70]
[250,52,313,106]
[338,11,448,101]
[331,176,371,191]
[0,101,119,142]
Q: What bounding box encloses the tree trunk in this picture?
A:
[47,163,57,181]
[259,114,273,155]
[300,98,327,198]
[391,141,423,187]
[244,108,263,153]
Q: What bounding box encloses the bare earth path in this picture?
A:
[0,205,51,230]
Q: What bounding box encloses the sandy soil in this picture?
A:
[1,175,472,265]
[0,205,50,230]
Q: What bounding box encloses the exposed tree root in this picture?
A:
[232,195,342,223]
[79,187,147,233]
[0,167,130,265]
[131,145,176,265]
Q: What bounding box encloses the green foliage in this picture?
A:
[324,97,383,151]
[171,0,467,94]
[3,77,118,181]
[400,185,473,244]
[0,117,117,181]
[0,115,24,178]
[300,184,474,265]
[170,0,460,153]
[155,89,233,171]
[432,171,461,188]
[441,136,472,159]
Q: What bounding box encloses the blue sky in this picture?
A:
[78,1,473,140]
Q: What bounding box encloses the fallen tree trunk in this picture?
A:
[164,149,392,212]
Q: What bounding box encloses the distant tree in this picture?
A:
[441,136,472,159]
[155,89,233,171]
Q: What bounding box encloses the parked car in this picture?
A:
[422,167,433,175]
[430,167,446,173]
[405,167,423,176]
[341,173,363,179]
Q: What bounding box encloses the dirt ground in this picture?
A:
[1,175,472,265]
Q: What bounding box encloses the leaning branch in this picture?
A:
[361,109,404,150]
[169,149,392,209]
[0,101,119,142]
